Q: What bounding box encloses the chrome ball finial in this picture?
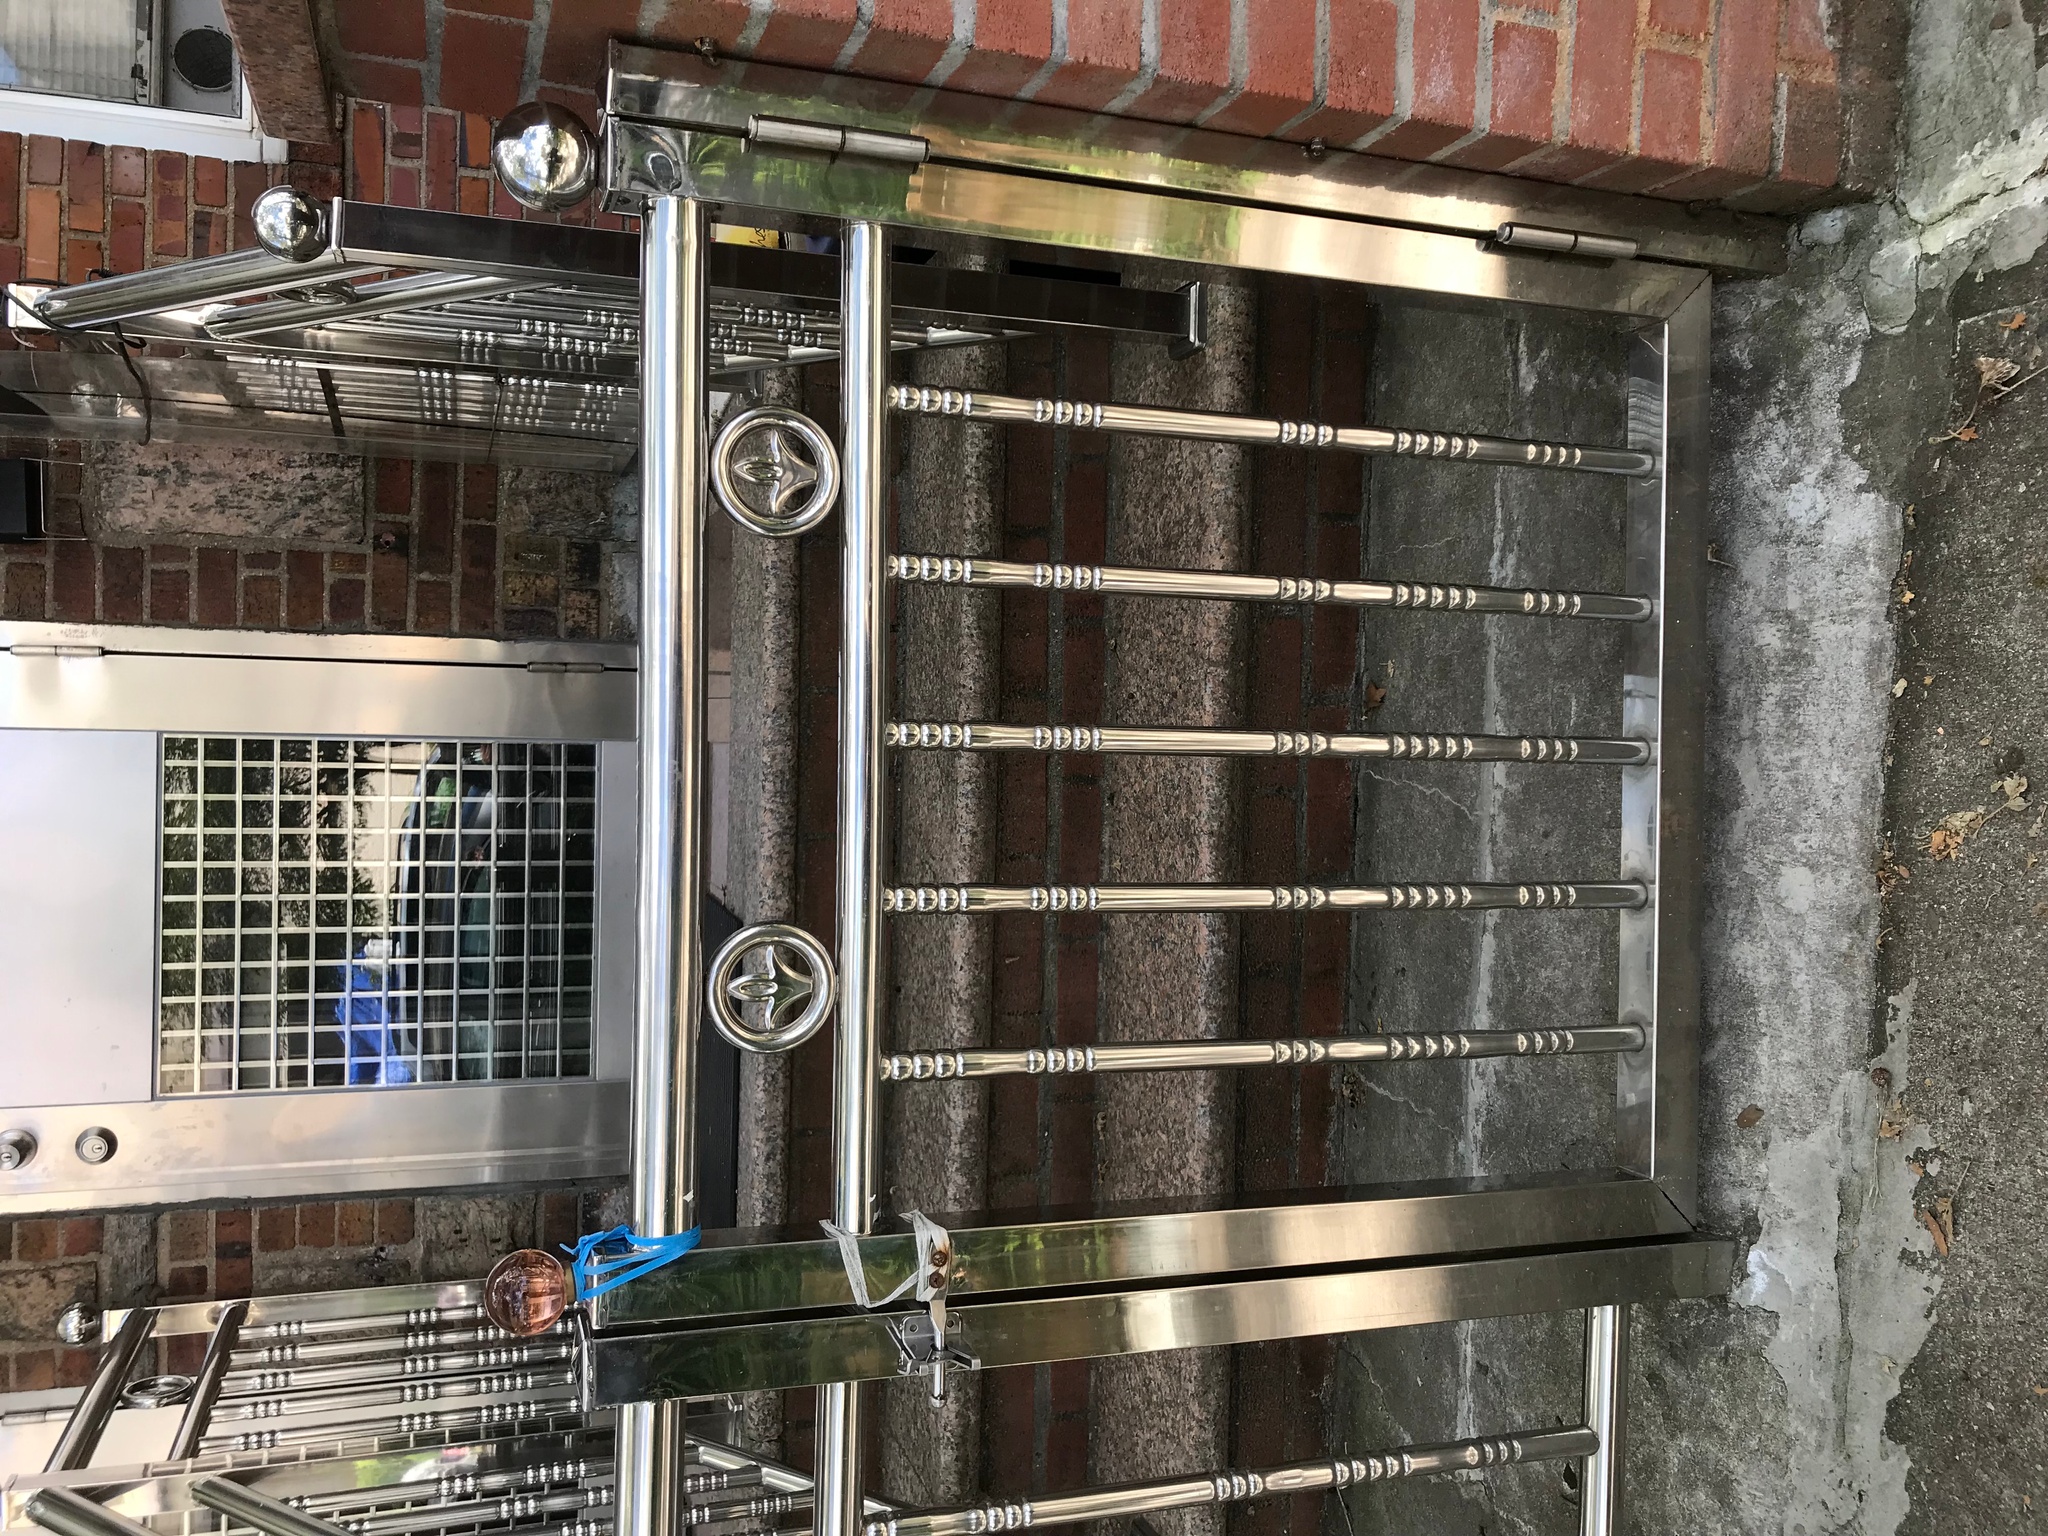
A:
[491,101,597,211]
[250,186,327,262]
[56,1302,101,1346]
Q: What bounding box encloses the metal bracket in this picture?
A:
[1170,280,1207,359]
[889,1312,979,1402]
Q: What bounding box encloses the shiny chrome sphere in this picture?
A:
[491,101,597,211]
[251,185,327,262]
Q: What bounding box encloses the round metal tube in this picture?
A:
[1580,1304,1628,1536]
[193,1478,354,1536]
[879,1024,1647,1080]
[26,1489,162,1536]
[817,216,893,1536]
[43,1304,155,1472]
[865,1430,1602,1536]
[617,192,712,1536]
[882,881,1649,914]
[166,1299,247,1460]
[888,385,1656,476]
[36,246,380,328]
[887,721,1649,765]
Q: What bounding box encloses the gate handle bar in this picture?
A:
[882,881,1647,914]
[881,1024,1646,1081]
[889,553,1652,623]
[888,721,1650,765]
[889,384,1657,477]
[866,1428,1599,1536]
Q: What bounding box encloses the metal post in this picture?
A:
[166,1300,247,1460]
[25,1490,161,1536]
[43,1305,155,1472]
[618,191,710,1536]
[1580,1303,1628,1536]
[192,1478,354,1536]
[816,217,892,1536]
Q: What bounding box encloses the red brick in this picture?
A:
[339,0,426,59]
[14,1351,58,1391]
[1785,0,1835,69]
[214,1257,252,1297]
[330,549,367,575]
[163,1263,209,1298]
[944,0,1055,97]
[15,1219,58,1261]
[415,579,451,631]
[336,1201,374,1246]
[348,59,426,107]
[257,1205,297,1251]
[242,573,282,628]
[462,462,497,519]
[1444,20,1559,170]
[1127,0,1231,119]
[285,547,324,627]
[459,174,491,216]
[66,143,105,233]
[1206,0,1319,135]
[839,0,956,84]
[4,561,46,619]
[1706,0,1779,177]
[1638,49,1704,166]
[461,113,494,169]
[330,576,366,627]
[148,566,189,622]
[374,1198,414,1244]
[51,543,94,621]
[350,104,385,203]
[297,1203,336,1247]
[389,103,424,158]
[0,134,19,240]
[110,199,146,273]
[109,145,148,198]
[27,136,63,184]
[539,0,637,85]
[1286,0,1397,144]
[196,547,237,626]
[25,186,61,282]
[193,156,228,208]
[1778,77,1842,188]
[1033,0,1142,110]
[102,546,143,622]
[216,1208,252,1248]
[63,237,102,282]
[58,1349,99,1387]
[753,0,861,69]
[1373,0,1480,159]
[426,111,460,210]
[440,12,530,117]
[57,1216,102,1256]
[387,166,418,206]
[153,154,188,258]
[639,0,753,54]
[1648,0,1710,35]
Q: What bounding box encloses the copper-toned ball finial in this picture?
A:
[483,1248,571,1337]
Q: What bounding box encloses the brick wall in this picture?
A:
[318,0,1898,212]
[0,119,627,1389]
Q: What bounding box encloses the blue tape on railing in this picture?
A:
[564,1225,702,1301]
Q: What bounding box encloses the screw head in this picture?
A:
[75,1127,117,1165]
[56,1303,101,1346]
[0,1129,35,1171]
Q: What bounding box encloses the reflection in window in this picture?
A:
[157,737,599,1093]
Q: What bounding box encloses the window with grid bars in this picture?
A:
[156,736,599,1093]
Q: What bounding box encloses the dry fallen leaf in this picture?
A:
[1977,355,2021,388]
[1893,678,1909,697]
[1736,1104,1765,1129]
[1917,1195,1955,1256]
[1998,773,2030,810]
[1956,425,1981,441]
[1878,1096,1911,1138]
[1923,675,1935,686]
[1362,681,1388,713]
[1899,589,1915,604]
[2006,311,2030,330]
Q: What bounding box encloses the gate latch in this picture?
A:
[891,1215,976,1401]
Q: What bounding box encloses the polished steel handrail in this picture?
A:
[166,1299,248,1460]
[887,722,1650,764]
[864,1430,1600,1536]
[882,881,1648,913]
[888,552,1654,621]
[880,1025,1647,1080]
[42,1305,155,1473]
[888,385,1658,476]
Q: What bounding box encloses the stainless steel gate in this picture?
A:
[2,38,1776,1536]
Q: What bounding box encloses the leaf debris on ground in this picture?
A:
[1934,352,2048,442]
[1879,1096,1913,1139]
[1917,1195,1955,1257]
[1926,775,2030,859]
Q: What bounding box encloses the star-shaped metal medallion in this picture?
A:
[725,937,818,1031]
[733,426,821,521]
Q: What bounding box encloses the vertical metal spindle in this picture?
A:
[816,217,892,1536]
[1579,1303,1628,1536]
[618,191,710,1536]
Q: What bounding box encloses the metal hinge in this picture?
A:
[6,643,104,657]
[1492,224,1639,262]
[525,661,606,674]
[747,115,929,166]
